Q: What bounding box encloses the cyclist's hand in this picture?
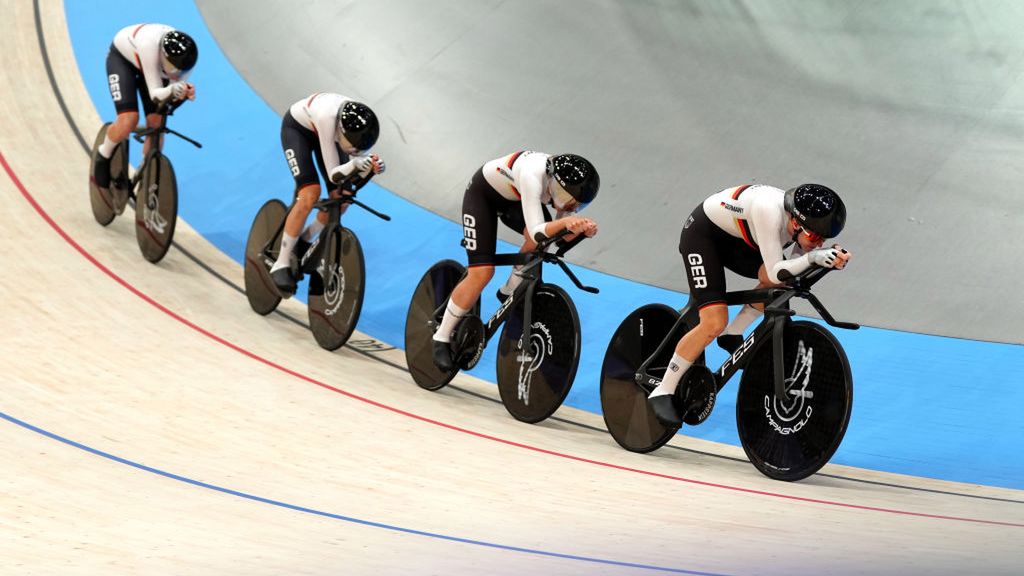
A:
[808,246,845,269]
[831,244,851,269]
[563,216,598,238]
[353,155,376,176]
[370,154,385,175]
[169,81,188,101]
[184,82,196,101]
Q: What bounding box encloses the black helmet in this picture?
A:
[784,183,846,238]
[161,31,198,72]
[545,153,600,210]
[337,101,380,151]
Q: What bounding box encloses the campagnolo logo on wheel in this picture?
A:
[764,339,815,435]
[517,321,554,405]
[318,258,345,316]
[144,186,168,234]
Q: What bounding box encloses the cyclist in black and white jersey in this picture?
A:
[270,92,386,295]
[92,24,198,208]
[648,183,852,427]
[431,151,601,371]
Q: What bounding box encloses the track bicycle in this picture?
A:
[600,267,858,481]
[404,230,598,423]
[88,100,201,263]
[244,173,389,350]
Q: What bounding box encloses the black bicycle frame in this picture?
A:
[636,267,858,402]
[259,172,387,267]
[123,100,201,198]
[440,230,598,360]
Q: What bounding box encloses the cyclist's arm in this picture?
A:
[141,47,175,103]
[518,170,552,242]
[751,197,812,282]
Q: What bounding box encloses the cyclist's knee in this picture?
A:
[112,111,138,134]
[698,307,728,339]
[293,185,320,213]
[466,265,495,287]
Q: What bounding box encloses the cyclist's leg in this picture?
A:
[431,169,500,369]
[137,77,163,157]
[648,204,730,424]
[96,46,141,188]
[441,168,499,325]
[304,141,352,240]
[495,204,551,300]
[270,112,322,288]
[718,256,777,349]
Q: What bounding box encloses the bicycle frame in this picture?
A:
[119,100,201,198]
[635,267,858,402]
[257,173,387,268]
[437,231,598,362]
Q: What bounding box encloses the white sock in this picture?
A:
[499,265,524,297]
[433,300,470,343]
[301,219,325,242]
[98,134,116,159]
[271,233,297,272]
[650,353,693,398]
[723,305,763,336]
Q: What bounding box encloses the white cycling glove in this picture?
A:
[808,247,841,268]
[169,81,188,101]
[352,155,375,175]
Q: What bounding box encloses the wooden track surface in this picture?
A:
[1,2,1021,574]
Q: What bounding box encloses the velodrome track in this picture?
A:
[1,1,1022,574]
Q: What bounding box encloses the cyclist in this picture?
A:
[648,183,852,427]
[269,93,386,295]
[431,151,600,371]
[92,24,198,210]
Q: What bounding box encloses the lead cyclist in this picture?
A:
[648,183,852,427]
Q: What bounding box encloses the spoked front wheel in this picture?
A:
[404,260,471,391]
[308,227,365,351]
[243,199,287,315]
[599,304,683,453]
[135,154,178,263]
[496,284,581,423]
[89,124,128,226]
[736,320,853,481]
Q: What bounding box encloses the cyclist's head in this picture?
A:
[336,101,380,153]
[784,183,846,240]
[160,31,198,75]
[546,153,600,212]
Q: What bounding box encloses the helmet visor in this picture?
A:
[550,180,587,212]
[161,55,183,78]
[336,129,360,155]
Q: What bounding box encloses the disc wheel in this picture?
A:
[403,260,475,391]
[308,227,365,351]
[496,284,581,423]
[135,154,178,263]
[243,199,287,315]
[89,124,127,226]
[736,320,853,481]
[600,304,683,453]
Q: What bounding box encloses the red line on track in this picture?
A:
[2,150,1020,529]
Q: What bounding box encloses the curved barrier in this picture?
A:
[63,0,1024,488]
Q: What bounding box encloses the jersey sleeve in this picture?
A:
[749,195,812,283]
[519,170,550,241]
[141,47,172,103]
[315,110,343,176]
